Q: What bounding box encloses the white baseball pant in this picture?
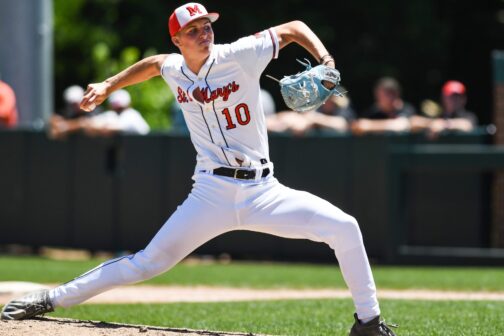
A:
[50,173,380,320]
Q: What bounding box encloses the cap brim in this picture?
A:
[179,12,219,32]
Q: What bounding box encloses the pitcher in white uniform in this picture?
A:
[1,3,397,335]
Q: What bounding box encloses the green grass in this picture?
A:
[1,255,503,291]
[2,256,504,335]
[48,299,504,336]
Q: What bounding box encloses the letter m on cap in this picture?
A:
[186,5,202,16]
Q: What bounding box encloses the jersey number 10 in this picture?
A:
[221,103,251,130]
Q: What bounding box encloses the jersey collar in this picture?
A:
[182,45,217,81]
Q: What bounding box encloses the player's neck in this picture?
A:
[183,51,211,75]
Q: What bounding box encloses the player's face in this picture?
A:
[173,19,214,55]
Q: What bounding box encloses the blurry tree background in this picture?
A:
[54,0,504,129]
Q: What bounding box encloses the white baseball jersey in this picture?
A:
[48,26,381,323]
[160,28,279,172]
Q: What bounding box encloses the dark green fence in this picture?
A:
[1,129,502,265]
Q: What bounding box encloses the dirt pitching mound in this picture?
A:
[0,317,265,336]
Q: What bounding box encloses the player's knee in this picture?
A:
[318,213,363,253]
[337,215,363,252]
[338,214,361,237]
[139,263,164,280]
[123,249,170,281]
[345,215,360,232]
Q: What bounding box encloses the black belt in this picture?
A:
[213,167,270,180]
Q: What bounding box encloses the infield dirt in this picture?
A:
[2,285,504,336]
[0,317,267,336]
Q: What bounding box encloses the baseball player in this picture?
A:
[1,3,396,335]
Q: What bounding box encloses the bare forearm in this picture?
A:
[83,124,120,137]
[416,117,475,135]
[409,115,431,130]
[60,118,88,133]
[81,54,168,111]
[445,119,474,132]
[104,54,167,92]
[309,112,348,131]
[352,118,410,134]
[367,118,410,132]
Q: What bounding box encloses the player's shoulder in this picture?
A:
[215,30,270,59]
[233,29,273,47]
[161,53,184,73]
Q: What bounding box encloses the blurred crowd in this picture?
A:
[261,77,479,139]
[170,76,481,140]
[48,85,149,140]
[0,76,482,141]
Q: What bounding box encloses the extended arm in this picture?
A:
[409,115,475,139]
[80,54,169,111]
[273,21,335,68]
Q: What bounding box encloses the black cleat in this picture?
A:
[349,313,398,336]
[1,289,54,320]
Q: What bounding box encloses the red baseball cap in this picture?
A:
[169,3,219,37]
[442,80,466,96]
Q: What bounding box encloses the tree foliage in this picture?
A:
[54,0,174,130]
[54,0,503,126]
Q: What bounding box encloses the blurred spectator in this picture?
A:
[263,88,311,135]
[49,84,97,138]
[266,109,313,136]
[267,88,355,136]
[410,80,478,138]
[49,89,149,139]
[351,77,415,135]
[0,79,18,128]
[305,91,356,133]
[85,89,150,136]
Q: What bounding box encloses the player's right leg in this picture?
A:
[239,179,397,335]
[1,174,237,320]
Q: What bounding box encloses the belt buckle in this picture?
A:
[233,169,239,179]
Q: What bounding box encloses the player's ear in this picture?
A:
[172,36,181,47]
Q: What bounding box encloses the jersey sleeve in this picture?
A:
[229,28,279,78]
[160,54,182,83]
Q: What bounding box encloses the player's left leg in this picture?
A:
[1,173,238,320]
[239,179,388,330]
[47,175,237,309]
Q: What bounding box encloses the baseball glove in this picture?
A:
[269,59,344,112]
